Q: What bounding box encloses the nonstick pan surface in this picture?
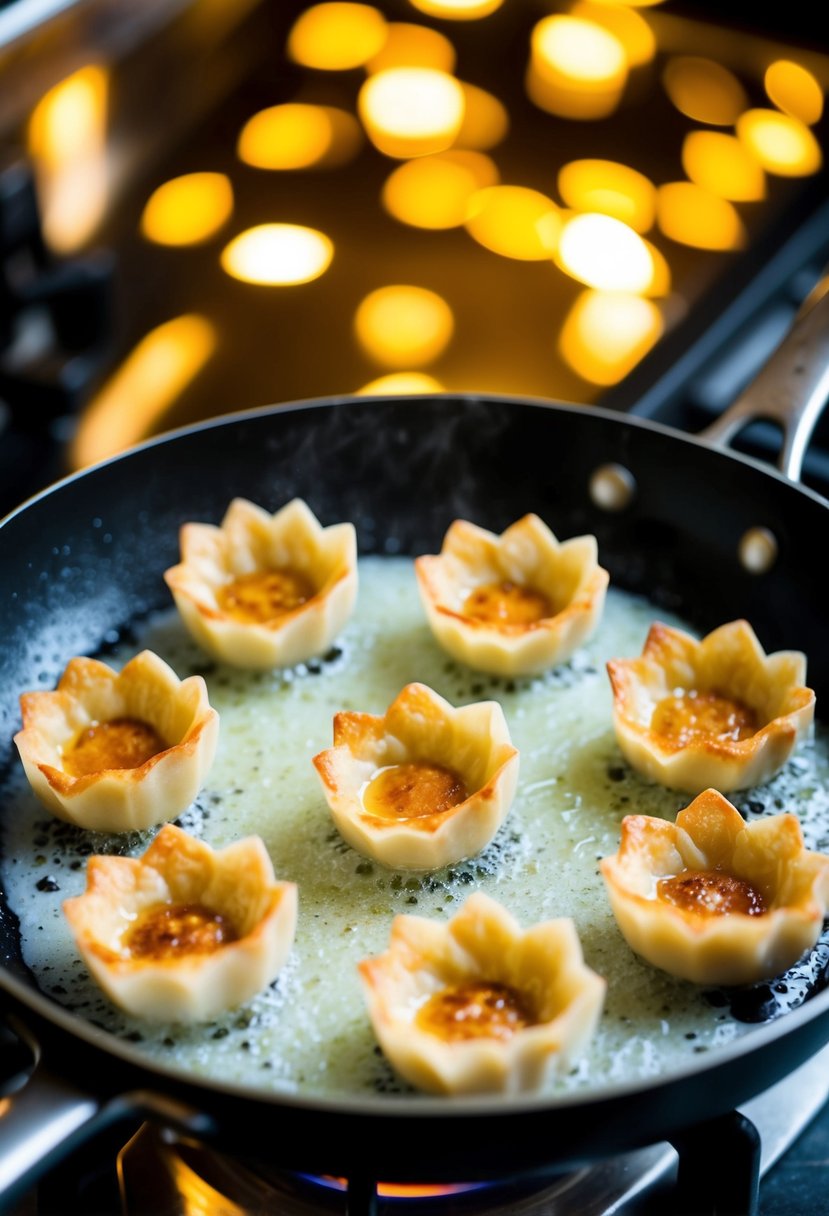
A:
[2,384,829,1191]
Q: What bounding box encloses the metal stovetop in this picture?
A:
[1,1041,827,1215]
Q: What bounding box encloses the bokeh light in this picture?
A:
[464,185,561,260]
[70,315,217,469]
[570,1,656,68]
[237,104,362,169]
[527,15,628,120]
[358,67,466,157]
[354,285,454,367]
[455,82,510,149]
[764,60,823,126]
[657,182,747,250]
[356,371,445,393]
[560,290,663,385]
[682,131,766,202]
[557,158,656,233]
[406,0,504,19]
[640,238,672,297]
[662,56,747,125]
[382,150,499,229]
[140,172,234,245]
[220,224,334,285]
[27,64,109,253]
[736,109,823,177]
[557,213,655,292]
[365,22,456,73]
[287,3,387,70]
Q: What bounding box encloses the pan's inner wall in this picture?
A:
[1,393,828,977]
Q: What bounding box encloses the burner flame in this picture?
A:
[309,1174,489,1199]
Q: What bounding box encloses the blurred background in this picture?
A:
[1,0,828,514]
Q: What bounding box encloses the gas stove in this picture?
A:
[4,1042,829,1215]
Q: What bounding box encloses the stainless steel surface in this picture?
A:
[0,1071,98,1204]
[701,270,829,481]
[747,1040,829,1174]
[0,0,79,48]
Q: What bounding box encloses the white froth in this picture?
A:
[3,556,829,1100]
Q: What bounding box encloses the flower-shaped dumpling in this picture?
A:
[606,619,815,794]
[63,824,298,1022]
[312,682,519,870]
[14,650,219,832]
[163,497,358,669]
[414,514,608,676]
[358,892,606,1095]
[600,788,829,986]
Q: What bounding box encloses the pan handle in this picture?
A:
[0,1015,214,1212]
[699,270,829,484]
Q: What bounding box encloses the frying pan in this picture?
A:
[1,275,829,1215]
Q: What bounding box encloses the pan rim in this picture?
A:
[2,958,829,1117]
[3,388,829,532]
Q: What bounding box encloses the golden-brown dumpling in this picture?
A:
[606,619,815,793]
[163,497,358,669]
[415,513,608,676]
[312,682,519,870]
[600,788,829,986]
[14,650,219,832]
[359,892,606,1094]
[63,824,298,1022]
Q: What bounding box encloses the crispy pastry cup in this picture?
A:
[14,650,219,832]
[163,497,358,669]
[63,824,298,1023]
[358,891,606,1095]
[606,619,815,793]
[414,513,609,677]
[600,788,829,987]
[312,682,519,871]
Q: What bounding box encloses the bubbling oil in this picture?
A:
[3,556,829,1099]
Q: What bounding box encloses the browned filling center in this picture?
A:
[216,568,315,624]
[462,580,551,626]
[63,718,167,776]
[362,762,468,820]
[416,981,537,1042]
[657,869,767,917]
[125,902,237,960]
[650,690,757,749]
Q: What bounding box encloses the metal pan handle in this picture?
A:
[700,270,829,484]
[0,1061,108,1210]
[0,1014,213,1212]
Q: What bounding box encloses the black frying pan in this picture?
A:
[1,279,829,1213]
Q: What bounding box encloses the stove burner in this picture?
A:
[116,1123,672,1216]
[308,1177,489,1200]
[2,1037,827,1214]
[104,1042,829,1216]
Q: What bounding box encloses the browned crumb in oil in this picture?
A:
[657,870,767,917]
[462,581,551,626]
[650,690,757,750]
[416,981,537,1042]
[362,762,468,820]
[63,718,166,775]
[125,903,237,960]
[217,568,315,624]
